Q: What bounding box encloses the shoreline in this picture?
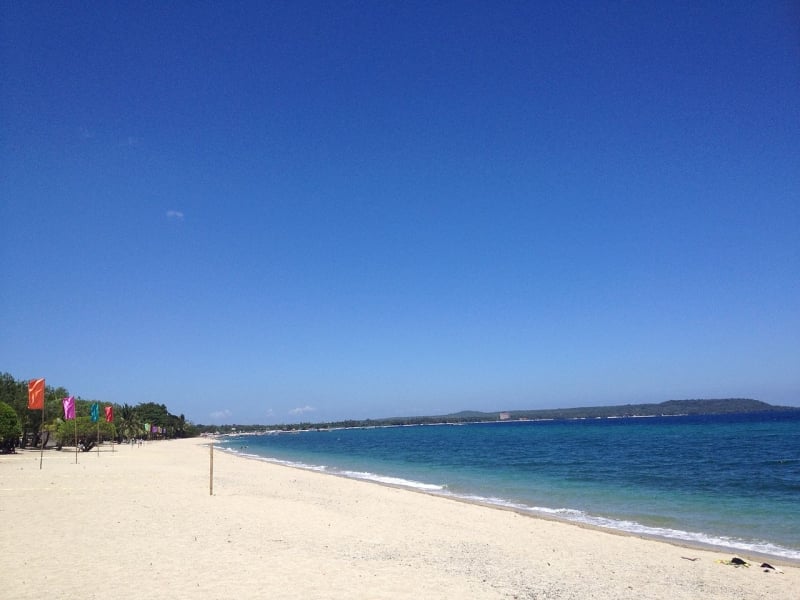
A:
[217,442,800,567]
[2,438,798,599]
[26,439,800,568]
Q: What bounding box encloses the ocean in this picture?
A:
[218,410,800,561]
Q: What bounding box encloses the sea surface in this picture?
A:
[218,410,800,560]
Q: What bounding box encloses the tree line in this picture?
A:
[0,372,199,452]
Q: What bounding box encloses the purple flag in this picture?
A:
[62,396,76,420]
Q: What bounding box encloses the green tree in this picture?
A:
[133,402,185,438]
[117,404,142,441]
[0,401,22,452]
[173,413,187,437]
[1,373,200,443]
[0,373,30,444]
[134,402,170,427]
[55,416,116,450]
[0,373,70,447]
[0,373,26,409]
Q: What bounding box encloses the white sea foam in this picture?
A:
[218,443,800,561]
[220,446,446,490]
[434,490,800,561]
[568,514,800,561]
[339,470,445,491]
[219,446,327,472]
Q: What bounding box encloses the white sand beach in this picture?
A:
[1,438,797,599]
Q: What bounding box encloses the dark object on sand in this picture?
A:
[730,557,748,565]
[760,562,784,573]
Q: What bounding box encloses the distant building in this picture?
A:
[499,412,511,420]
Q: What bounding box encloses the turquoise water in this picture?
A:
[219,411,800,560]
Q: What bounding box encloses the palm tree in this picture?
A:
[118,404,142,441]
[175,413,186,438]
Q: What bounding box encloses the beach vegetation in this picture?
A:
[118,403,143,440]
[0,401,23,452]
[0,372,70,448]
[0,372,201,444]
[54,416,117,450]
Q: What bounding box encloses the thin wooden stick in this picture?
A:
[209,437,214,496]
[38,401,45,470]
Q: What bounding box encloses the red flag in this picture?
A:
[104,406,114,422]
[28,379,45,410]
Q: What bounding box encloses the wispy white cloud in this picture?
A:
[289,405,315,416]
[264,408,275,417]
[210,409,232,420]
[166,210,185,221]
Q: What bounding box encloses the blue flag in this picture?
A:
[90,403,99,422]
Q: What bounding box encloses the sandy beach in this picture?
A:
[1,438,797,599]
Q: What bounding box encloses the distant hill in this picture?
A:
[474,398,789,422]
[200,398,795,433]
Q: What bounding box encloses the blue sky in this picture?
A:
[2,2,798,424]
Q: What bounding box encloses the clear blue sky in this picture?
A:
[2,2,798,424]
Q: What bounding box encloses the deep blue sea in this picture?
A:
[219,410,800,560]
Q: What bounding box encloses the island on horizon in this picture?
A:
[199,398,796,434]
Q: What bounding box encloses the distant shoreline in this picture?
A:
[200,400,797,433]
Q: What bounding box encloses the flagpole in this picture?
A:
[209,435,214,496]
[97,420,100,456]
[39,401,45,470]
[74,417,78,464]
[105,406,114,452]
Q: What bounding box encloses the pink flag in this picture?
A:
[62,396,76,420]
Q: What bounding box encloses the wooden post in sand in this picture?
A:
[38,401,45,470]
[209,436,214,496]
